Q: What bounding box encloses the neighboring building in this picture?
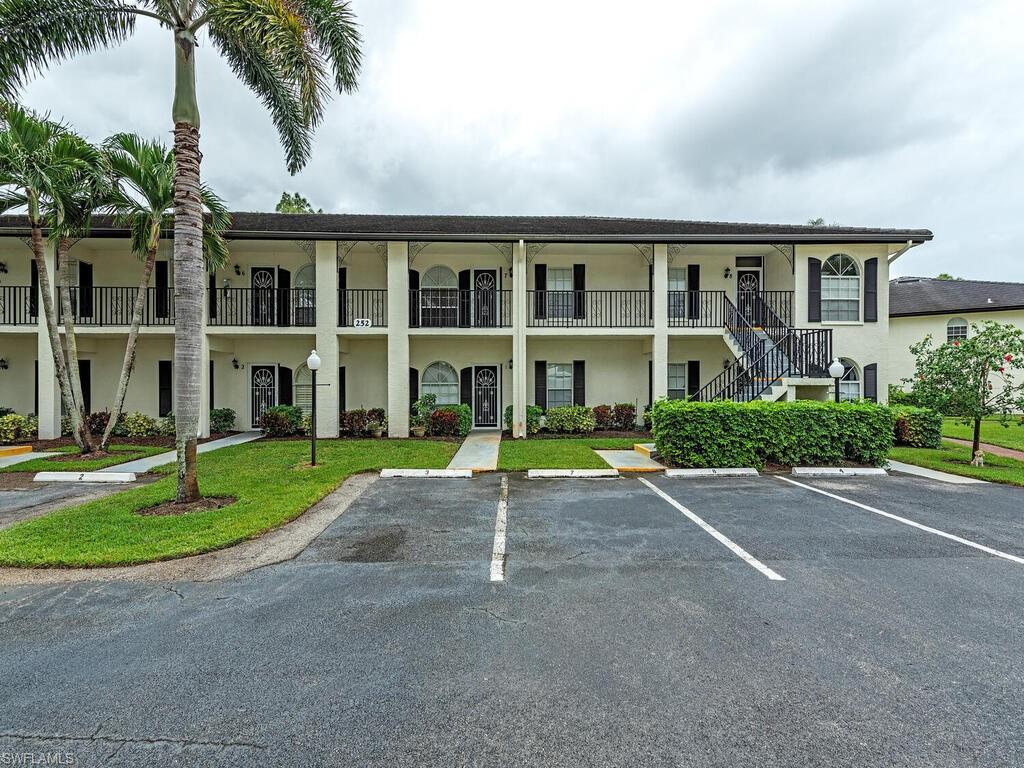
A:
[0,214,931,438]
[889,276,1024,392]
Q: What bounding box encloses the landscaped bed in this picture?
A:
[0,444,169,473]
[0,438,457,568]
[498,437,640,470]
[890,440,1024,486]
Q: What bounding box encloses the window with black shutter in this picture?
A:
[158,360,172,417]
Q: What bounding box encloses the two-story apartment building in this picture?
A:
[0,214,931,439]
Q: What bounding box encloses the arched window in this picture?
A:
[421,361,459,405]
[422,266,457,289]
[947,317,968,343]
[821,254,860,321]
[838,358,860,402]
[420,266,458,326]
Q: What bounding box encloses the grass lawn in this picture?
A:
[941,417,1024,453]
[889,441,1024,486]
[498,437,641,470]
[0,444,169,473]
[0,438,457,568]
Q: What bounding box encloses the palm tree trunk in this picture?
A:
[56,238,97,453]
[172,33,204,503]
[29,227,81,447]
[101,244,158,451]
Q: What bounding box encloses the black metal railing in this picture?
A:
[737,290,793,328]
[723,296,760,353]
[339,289,387,327]
[0,286,36,325]
[667,290,728,327]
[58,286,175,326]
[528,290,651,327]
[208,288,315,327]
[785,328,832,378]
[410,289,512,328]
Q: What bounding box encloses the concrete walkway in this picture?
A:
[0,451,57,469]
[447,430,501,472]
[100,431,262,474]
[887,459,987,484]
[595,449,665,472]
[946,437,1024,461]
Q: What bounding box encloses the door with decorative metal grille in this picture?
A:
[473,365,499,427]
[250,365,277,427]
[736,269,761,326]
[473,270,497,327]
[251,267,276,326]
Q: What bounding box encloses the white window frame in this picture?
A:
[668,268,687,319]
[821,254,860,322]
[667,363,687,400]
[421,360,460,406]
[546,362,574,409]
[546,267,574,319]
[838,358,860,402]
[947,317,968,343]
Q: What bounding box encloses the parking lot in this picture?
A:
[1,471,1022,766]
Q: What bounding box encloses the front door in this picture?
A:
[736,269,761,326]
[251,267,276,326]
[473,365,499,427]
[473,270,498,327]
[250,364,277,427]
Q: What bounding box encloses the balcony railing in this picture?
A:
[409,289,512,328]
[737,290,793,328]
[667,290,728,328]
[0,286,36,325]
[528,290,651,328]
[339,289,387,327]
[208,288,315,327]
[58,287,175,326]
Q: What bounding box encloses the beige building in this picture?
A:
[889,276,1024,393]
[0,214,932,439]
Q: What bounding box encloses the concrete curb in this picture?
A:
[380,469,473,478]
[664,468,759,477]
[886,460,987,484]
[34,471,136,483]
[0,473,377,586]
[527,469,620,479]
[792,467,888,477]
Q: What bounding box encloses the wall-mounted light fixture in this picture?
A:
[723,267,733,279]
[233,264,244,276]
[232,357,241,370]
[723,359,731,370]
[0,262,8,274]
[0,358,8,370]
[508,358,513,370]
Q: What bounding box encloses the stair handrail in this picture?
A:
[722,295,759,355]
[695,330,796,402]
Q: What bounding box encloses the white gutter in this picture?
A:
[887,239,920,264]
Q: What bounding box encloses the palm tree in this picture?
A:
[0,103,107,452]
[0,0,362,502]
[100,133,230,451]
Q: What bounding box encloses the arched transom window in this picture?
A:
[838,358,860,402]
[821,254,860,322]
[421,361,459,405]
[947,317,968,343]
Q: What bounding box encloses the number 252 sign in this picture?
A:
[354,318,372,328]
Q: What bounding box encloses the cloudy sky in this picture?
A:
[19,0,1024,279]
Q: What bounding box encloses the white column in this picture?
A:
[198,284,211,438]
[386,241,410,437]
[36,243,61,438]
[792,245,806,326]
[314,241,340,437]
[652,243,669,401]
[511,239,528,437]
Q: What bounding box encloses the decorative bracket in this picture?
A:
[667,244,687,263]
[487,241,514,265]
[526,242,549,263]
[408,241,431,264]
[370,241,388,264]
[294,240,315,261]
[336,240,357,266]
[769,243,795,271]
[632,243,654,265]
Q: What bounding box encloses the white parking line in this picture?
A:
[489,475,509,582]
[779,476,1024,566]
[638,477,785,581]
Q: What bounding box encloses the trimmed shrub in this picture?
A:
[651,399,895,469]
[592,404,613,430]
[367,408,385,424]
[0,413,28,443]
[892,405,942,448]
[0,407,14,418]
[210,408,236,434]
[544,405,597,434]
[503,405,542,435]
[22,414,38,439]
[61,414,73,437]
[429,408,461,436]
[433,404,472,437]
[340,409,369,435]
[888,385,923,407]
[260,405,304,437]
[156,413,176,437]
[86,411,110,435]
[301,414,313,436]
[121,411,158,438]
[612,402,637,431]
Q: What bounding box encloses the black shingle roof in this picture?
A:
[889,276,1024,317]
[0,212,933,244]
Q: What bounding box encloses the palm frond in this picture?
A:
[294,0,361,94]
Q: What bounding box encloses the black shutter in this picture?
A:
[30,259,38,318]
[409,367,419,411]
[687,360,700,399]
[573,360,585,406]
[534,264,547,320]
[158,360,172,416]
[339,367,346,413]
[687,264,700,320]
[337,267,348,325]
[863,363,878,402]
[209,359,215,409]
[277,268,291,327]
[155,261,169,319]
[572,264,585,320]
[408,269,420,327]
[78,261,93,318]
[208,273,217,321]
[807,258,822,322]
[78,360,91,413]
[34,360,39,414]
[534,360,547,409]
[864,257,878,322]
[648,359,653,406]
[458,269,471,327]
[460,366,473,405]
[278,366,293,406]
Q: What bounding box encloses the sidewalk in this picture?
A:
[447,430,501,472]
[101,431,262,474]
[945,438,1024,462]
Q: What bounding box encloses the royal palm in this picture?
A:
[0,0,362,502]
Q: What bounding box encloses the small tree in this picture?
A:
[275,191,322,214]
[907,321,1024,465]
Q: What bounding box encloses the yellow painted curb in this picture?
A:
[0,445,32,458]
[633,443,654,458]
[611,465,662,473]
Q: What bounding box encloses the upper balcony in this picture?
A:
[409,289,512,328]
[526,290,650,328]
[208,287,315,327]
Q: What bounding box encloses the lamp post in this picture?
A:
[307,349,321,465]
[828,357,845,404]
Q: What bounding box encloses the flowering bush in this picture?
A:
[429,408,461,436]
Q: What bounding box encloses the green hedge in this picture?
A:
[891,405,942,448]
[435,404,472,437]
[504,405,542,434]
[544,405,596,434]
[651,399,895,468]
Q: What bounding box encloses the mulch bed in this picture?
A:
[501,430,653,440]
[135,496,237,517]
[260,434,463,443]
